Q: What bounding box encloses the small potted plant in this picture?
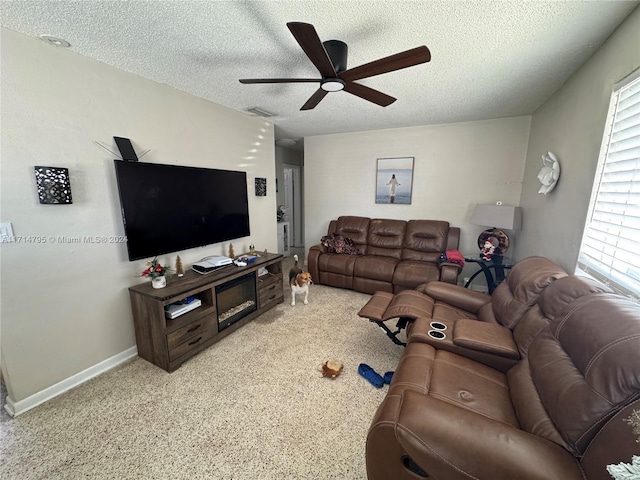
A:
[141,258,171,288]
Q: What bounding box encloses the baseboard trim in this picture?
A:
[4,346,138,417]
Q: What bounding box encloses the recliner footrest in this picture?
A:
[359,290,436,346]
[357,291,395,321]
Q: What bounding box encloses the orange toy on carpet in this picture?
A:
[319,359,344,378]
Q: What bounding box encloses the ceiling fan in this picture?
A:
[239,22,431,111]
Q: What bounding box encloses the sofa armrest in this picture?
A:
[423,281,491,314]
[308,243,327,254]
[438,262,461,284]
[452,319,519,359]
[307,244,326,284]
[396,391,583,480]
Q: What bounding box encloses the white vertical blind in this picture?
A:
[578,71,640,299]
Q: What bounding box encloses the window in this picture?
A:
[577,69,640,300]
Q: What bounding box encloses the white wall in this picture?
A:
[515,7,640,271]
[304,116,531,279]
[0,28,276,406]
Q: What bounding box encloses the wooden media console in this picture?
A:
[128,252,284,372]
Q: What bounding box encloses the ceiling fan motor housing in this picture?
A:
[240,22,430,110]
[323,40,348,73]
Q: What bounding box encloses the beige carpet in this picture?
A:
[0,258,404,479]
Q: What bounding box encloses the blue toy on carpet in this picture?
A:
[358,363,394,388]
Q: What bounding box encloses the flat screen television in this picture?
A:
[114,160,250,261]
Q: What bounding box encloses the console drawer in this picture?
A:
[260,279,281,297]
[258,271,281,290]
[260,290,284,310]
[260,281,282,304]
[168,326,217,362]
[167,315,217,351]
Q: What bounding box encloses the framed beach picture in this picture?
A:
[375,157,414,204]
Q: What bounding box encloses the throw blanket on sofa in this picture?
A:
[442,249,465,267]
[320,233,362,255]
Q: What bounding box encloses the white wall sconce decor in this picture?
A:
[34,166,72,204]
[538,151,560,195]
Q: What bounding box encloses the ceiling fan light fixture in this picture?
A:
[38,34,71,48]
[321,78,345,92]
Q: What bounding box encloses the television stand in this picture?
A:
[128,252,284,372]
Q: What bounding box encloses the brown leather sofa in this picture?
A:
[308,216,461,294]
[362,259,640,479]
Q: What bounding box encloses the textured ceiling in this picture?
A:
[2,1,638,148]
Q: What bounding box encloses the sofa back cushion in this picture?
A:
[513,275,613,357]
[366,219,406,259]
[402,220,450,263]
[527,293,640,455]
[492,256,567,329]
[331,216,370,254]
[537,274,613,320]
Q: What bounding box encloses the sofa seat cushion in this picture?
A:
[389,342,519,427]
[431,301,478,322]
[392,260,441,289]
[354,255,399,283]
[317,252,358,276]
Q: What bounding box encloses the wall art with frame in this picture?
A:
[375,157,414,204]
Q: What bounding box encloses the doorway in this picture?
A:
[283,164,303,247]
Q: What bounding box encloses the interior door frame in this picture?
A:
[283,164,302,247]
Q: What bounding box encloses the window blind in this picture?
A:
[578,72,640,299]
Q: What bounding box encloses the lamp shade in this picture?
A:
[470,204,522,230]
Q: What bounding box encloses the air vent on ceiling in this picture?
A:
[245,107,275,118]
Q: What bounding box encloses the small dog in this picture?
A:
[289,254,312,306]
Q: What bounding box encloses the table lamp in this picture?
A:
[470,203,522,256]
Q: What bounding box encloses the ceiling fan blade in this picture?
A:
[287,22,337,78]
[343,82,396,107]
[239,78,321,84]
[300,88,329,110]
[339,46,431,82]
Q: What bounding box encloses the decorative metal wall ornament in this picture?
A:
[255,177,267,196]
[34,166,72,204]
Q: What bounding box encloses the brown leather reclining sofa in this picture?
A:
[308,216,461,294]
[360,256,640,479]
